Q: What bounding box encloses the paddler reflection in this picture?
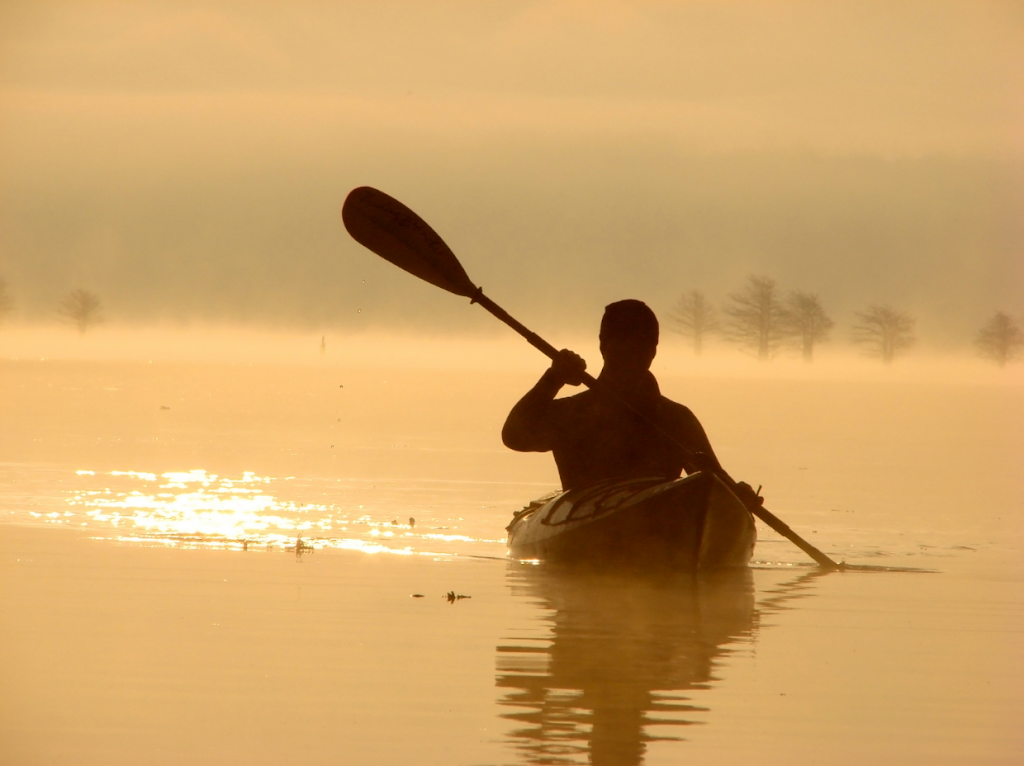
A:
[496,564,756,766]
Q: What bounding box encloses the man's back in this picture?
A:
[502,369,716,490]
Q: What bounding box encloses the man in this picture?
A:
[502,299,722,491]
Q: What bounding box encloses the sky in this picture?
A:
[0,0,1021,348]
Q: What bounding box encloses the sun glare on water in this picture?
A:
[45,469,503,558]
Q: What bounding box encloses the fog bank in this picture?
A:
[1,2,1020,344]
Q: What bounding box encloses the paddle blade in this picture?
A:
[342,187,477,298]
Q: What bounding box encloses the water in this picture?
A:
[1,347,1022,764]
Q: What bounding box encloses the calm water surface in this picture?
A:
[1,357,1021,764]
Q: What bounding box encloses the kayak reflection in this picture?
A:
[496,563,756,765]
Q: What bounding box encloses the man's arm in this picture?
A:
[662,402,721,474]
[502,349,586,452]
[667,403,765,507]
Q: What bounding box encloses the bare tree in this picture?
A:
[0,278,13,323]
[57,288,104,333]
[975,311,1023,367]
[668,290,719,355]
[852,304,915,363]
[724,276,784,360]
[781,291,833,362]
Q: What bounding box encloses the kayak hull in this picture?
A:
[506,472,756,569]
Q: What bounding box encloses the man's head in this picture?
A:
[599,299,659,373]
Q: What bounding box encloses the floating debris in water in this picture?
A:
[160,405,170,410]
[411,594,425,598]
[294,537,313,561]
[445,591,470,603]
[409,517,415,528]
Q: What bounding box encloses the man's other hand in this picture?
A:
[734,481,765,507]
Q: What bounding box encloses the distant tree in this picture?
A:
[852,304,915,363]
[669,290,719,355]
[724,276,784,360]
[0,278,13,323]
[56,288,104,333]
[781,291,833,362]
[974,311,1023,367]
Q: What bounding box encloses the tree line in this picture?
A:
[0,275,1021,367]
[670,276,1023,367]
[0,280,104,333]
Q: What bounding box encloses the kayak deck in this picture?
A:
[506,472,756,569]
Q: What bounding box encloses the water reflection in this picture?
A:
[497,564,758,765]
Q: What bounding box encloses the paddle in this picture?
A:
[342,186,841,570]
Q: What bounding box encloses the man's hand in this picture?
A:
[548,349,587,387]
[733,481,765,507]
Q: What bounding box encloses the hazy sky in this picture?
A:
[1,1,1021,345]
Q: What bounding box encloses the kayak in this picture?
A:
[506,471,756,569]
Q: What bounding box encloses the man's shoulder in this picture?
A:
[556,390,691,411]
[657,395,699,423]
[550,389,598,410]
[658,394,693,413]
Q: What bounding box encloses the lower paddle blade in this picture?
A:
[342,187,477,298]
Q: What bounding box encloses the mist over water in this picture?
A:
[2,150,1019,342]
[2,324,1020,556]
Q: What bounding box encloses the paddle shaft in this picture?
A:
[471,287,840,570]
[471,289,597,387]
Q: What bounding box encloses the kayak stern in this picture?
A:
[507,472,755,569]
